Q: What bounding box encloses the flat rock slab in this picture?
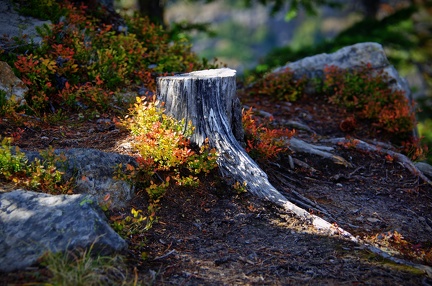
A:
[0,190,127,272]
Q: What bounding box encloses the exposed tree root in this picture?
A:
[289,138,352,167]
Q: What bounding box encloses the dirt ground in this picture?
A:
[1,92,432,285]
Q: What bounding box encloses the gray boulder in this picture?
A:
[0,190,127,272]
[275,42,412,101]
[60,149,137,209]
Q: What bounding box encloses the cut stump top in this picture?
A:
[165,68,236,79]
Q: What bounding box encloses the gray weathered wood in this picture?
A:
[157,69,279,199]
[157,69,359,232]
[157,69,328,223]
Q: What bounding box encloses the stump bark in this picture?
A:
[157,69,327,223]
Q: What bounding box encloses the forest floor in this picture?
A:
[1,92,432,285]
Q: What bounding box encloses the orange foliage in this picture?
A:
[242,107,295,160]
[6,0,210,114]
[248,68,307,102]
[323,63,416,136]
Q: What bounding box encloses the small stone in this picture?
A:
[0,61,28,104]
[367,217,380,223]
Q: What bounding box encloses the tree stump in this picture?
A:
[157,69,320,220]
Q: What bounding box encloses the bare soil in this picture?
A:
[1,92,432,285]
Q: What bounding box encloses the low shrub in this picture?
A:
[0,138,72,194]
[3,1,213,116]
[119,96,218,216]
[242,107,295,161]
[246,68,307,102]
[322,63,416,136]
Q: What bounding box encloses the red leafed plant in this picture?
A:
[248,68,307,102]
[6,0,212,115]
[322,63,416,136]
[242,107,295,161]
[321,63,427,160]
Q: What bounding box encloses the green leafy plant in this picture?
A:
[112,207,155,236]
[117,96,218,233]
[232,181,248,194]
[0,138,71,194]
[122,97,217,194]
[0,90,19,116]
[0,138,27,180]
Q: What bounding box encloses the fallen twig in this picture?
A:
[153,249,177,261]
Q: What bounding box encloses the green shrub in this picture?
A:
[121,96,218,201]
[0,138,71,193]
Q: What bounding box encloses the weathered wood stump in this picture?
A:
[157,69,321,221]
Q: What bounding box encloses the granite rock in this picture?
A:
[24,148,138,209]
[0,190,127,272]
[274,42,412,101]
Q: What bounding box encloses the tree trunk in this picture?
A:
[157,69,340,226]
[137,0,165,25]
[157,69,275,197]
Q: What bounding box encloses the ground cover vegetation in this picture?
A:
[0,0,431,284]
[242,64,425,161]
